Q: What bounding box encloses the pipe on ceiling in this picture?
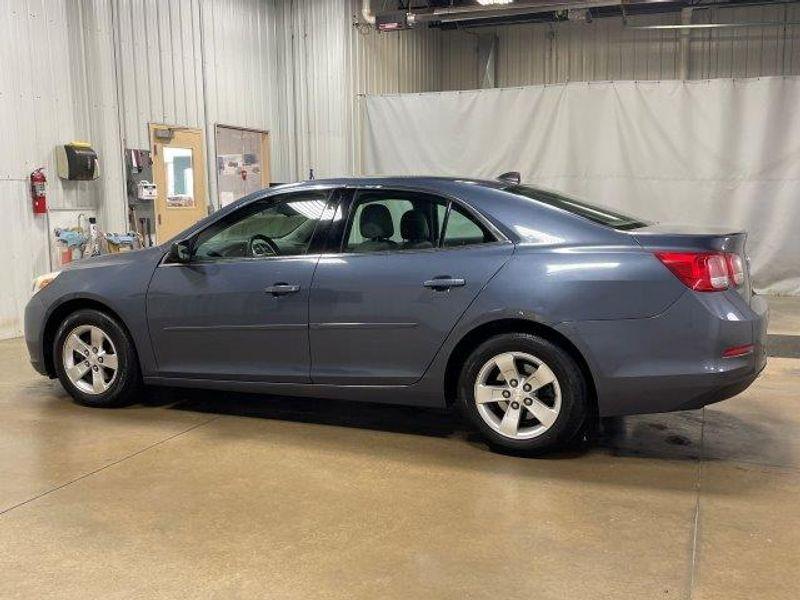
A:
[628,21,800,29]
[358,0,626,27]
[416,1,623,25]
[359,0,798,30]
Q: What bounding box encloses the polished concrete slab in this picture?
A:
[0,336,798,599]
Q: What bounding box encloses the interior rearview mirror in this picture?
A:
[169,241,193,264]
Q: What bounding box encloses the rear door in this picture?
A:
[309,188,513,385]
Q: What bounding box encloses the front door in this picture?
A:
[309,188,513,385]
[151,124,208,242]
[147,189,331,382]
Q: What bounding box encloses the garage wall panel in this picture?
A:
[0,0,99,211]
[279,0,445,181]
[111,0,205,149]
[201,0,288,192]
[0,181,50,339]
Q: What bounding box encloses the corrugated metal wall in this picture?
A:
[439,3,800,89]
[279,0,445,180]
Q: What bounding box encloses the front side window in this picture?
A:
[192,191,328,261]
[343,190,494,254]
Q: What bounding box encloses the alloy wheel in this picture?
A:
[473,351,562,440]
[62,325,119,395]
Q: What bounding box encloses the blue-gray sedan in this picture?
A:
[24,176,768,453]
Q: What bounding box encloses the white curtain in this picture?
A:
[362,78,800,295]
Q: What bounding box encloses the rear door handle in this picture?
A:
[423,277,466,290]
[265,283,300,296]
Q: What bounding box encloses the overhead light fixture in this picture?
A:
[477,0,514,6]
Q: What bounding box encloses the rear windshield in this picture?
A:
[505,185,649,230]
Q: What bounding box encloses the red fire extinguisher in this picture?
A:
[30,167,47,215]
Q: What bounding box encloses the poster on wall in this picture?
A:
[219,154,244,176]
[166,195,196,208]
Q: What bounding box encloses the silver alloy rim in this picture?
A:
[473,351,562,440]
[62,325,119,395]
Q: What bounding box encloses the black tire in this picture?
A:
[457,333,588,455]
[53,309,142,408]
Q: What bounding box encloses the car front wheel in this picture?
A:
[457,333,588,454]
[53,309,142,408]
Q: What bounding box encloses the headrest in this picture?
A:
[360,204,394,239]
[400,210,431,242]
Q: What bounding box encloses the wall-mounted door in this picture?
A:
[150,125,208,242]
[215,125,270,208]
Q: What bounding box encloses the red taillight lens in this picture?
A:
[722,343,754,358]
[654,252,731,291]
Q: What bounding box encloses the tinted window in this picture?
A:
[506,185,648,230]
[193,191,327,260]
[442,205,493,247]
[344,191,447,253]
[342,189,496,253]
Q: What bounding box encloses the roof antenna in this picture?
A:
[497,171,521,185]
[309,168,315,180]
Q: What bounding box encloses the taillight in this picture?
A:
[727,254,745,286]
[655,251,744,292]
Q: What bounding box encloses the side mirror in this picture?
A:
[169,240,193,264]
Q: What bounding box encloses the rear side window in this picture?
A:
[506,185,648,230]
[341,189,496,253]
[442,204,494,247]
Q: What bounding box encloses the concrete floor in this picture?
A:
[1,298,799,599]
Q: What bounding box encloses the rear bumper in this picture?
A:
[565,290,768,417]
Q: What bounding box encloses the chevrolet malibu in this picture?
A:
[25,176,768,453]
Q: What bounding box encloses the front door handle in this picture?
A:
[265,283,300,296]
[423,277,466,291]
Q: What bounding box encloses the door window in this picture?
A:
[342,190,493,253]
[344,191,448,253]
[164,147,195,208]
[442,204,493,247]
[192,191,328,261]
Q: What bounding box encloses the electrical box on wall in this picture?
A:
[56,142,100,180]
[125,149,155,203]
[136,181,157,201]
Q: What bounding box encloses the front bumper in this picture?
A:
[566,290,768,417]
[24,295,49,376]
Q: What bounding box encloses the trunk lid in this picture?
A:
[629,223,752,301]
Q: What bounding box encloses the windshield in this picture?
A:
[506,185,649,230]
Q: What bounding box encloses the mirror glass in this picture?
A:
[171,241,192,263]
[164,147,195,208]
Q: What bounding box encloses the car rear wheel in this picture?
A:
[53,309,142,408]
[457,333,588,454]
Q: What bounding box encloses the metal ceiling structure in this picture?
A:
[361,0,800,29]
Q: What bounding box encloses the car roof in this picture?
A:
[275,176,508,193]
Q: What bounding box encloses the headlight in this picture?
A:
[32,271,61,295]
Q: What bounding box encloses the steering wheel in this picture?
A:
[248,234,279,258]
